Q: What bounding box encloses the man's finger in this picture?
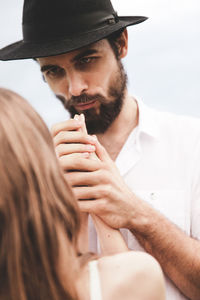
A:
[65,170,101,186]
[56,143,96,157]
[59,154,100,172]
[95,137,112,162]
[73,185,109,200]
[51,118,82,137]
[53,130,96,146]
[78,199,107,214]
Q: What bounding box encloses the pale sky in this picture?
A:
[0,0,200,127]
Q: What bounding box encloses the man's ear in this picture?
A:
[118,28,128,58]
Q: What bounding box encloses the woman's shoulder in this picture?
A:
[98,251,161,277]
[97,251,165,300]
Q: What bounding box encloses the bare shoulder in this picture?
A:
[97,251,166,300]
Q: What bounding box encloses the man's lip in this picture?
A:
[74,100,97,110]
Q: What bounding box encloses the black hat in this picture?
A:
[0,0,147,61]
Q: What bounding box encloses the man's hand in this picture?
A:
[67,137,141,229]
[51,118,97,172]
[51,116,98,253]
[51,117,146,230]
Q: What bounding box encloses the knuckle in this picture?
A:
[55,144,63,156]
[99,169,110,183]
[97,169,106,182]
[102,161,108,170]
[80,133,89,143]
[50,124,58,136]
[58,155,75,171]
[60,156,82,171]
[54,131,69,145]
[96,199,108,213]
[64,172,70,183]
[100,184,112,198]
[57,130,66,141]
[75,157,84,168]
[58,156,67,169]
[64,174,72,186]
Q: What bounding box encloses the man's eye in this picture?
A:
[79,57,94,65]
[46,67,65,79]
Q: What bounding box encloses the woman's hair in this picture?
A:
[0,88,80,300]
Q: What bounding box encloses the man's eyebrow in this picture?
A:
[40,49,99,72]
[71,49,98,63]
[40,64,58,73]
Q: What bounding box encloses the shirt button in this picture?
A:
[150,192,156,201]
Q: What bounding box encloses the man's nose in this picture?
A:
[68,72,88,97]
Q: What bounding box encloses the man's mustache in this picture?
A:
[56,93,107,108]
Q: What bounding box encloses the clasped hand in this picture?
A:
[51,117,136,229]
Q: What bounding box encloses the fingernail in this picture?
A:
[74,114,82,125]
[86,144,96,151]
[82,152,90,158]
[92,135,97,140]
[74,114,79,121]
[88,135,97,143]
[80,113,85,122]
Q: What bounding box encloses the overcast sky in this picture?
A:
[0,0,200,127]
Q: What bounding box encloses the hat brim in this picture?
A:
[0,16,147,61]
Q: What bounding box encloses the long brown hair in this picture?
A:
[0,88,80,300]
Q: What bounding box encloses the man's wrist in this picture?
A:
[126,193,156,235]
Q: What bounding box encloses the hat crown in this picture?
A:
[23,0,115,25]
[22,0,118,42]
[0,0,147,61]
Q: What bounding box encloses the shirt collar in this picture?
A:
[135,98,160,140]
[115,98,160,175]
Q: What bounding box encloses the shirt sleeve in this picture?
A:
[190,137,200,240]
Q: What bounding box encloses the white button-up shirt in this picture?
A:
[89,99,200,300]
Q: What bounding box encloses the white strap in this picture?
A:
[89,260,103,300]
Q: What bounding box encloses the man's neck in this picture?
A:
[97,93,139,161]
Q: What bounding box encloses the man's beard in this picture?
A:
[56,61,127,134]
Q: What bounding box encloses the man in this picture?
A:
[0,0,200,299]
